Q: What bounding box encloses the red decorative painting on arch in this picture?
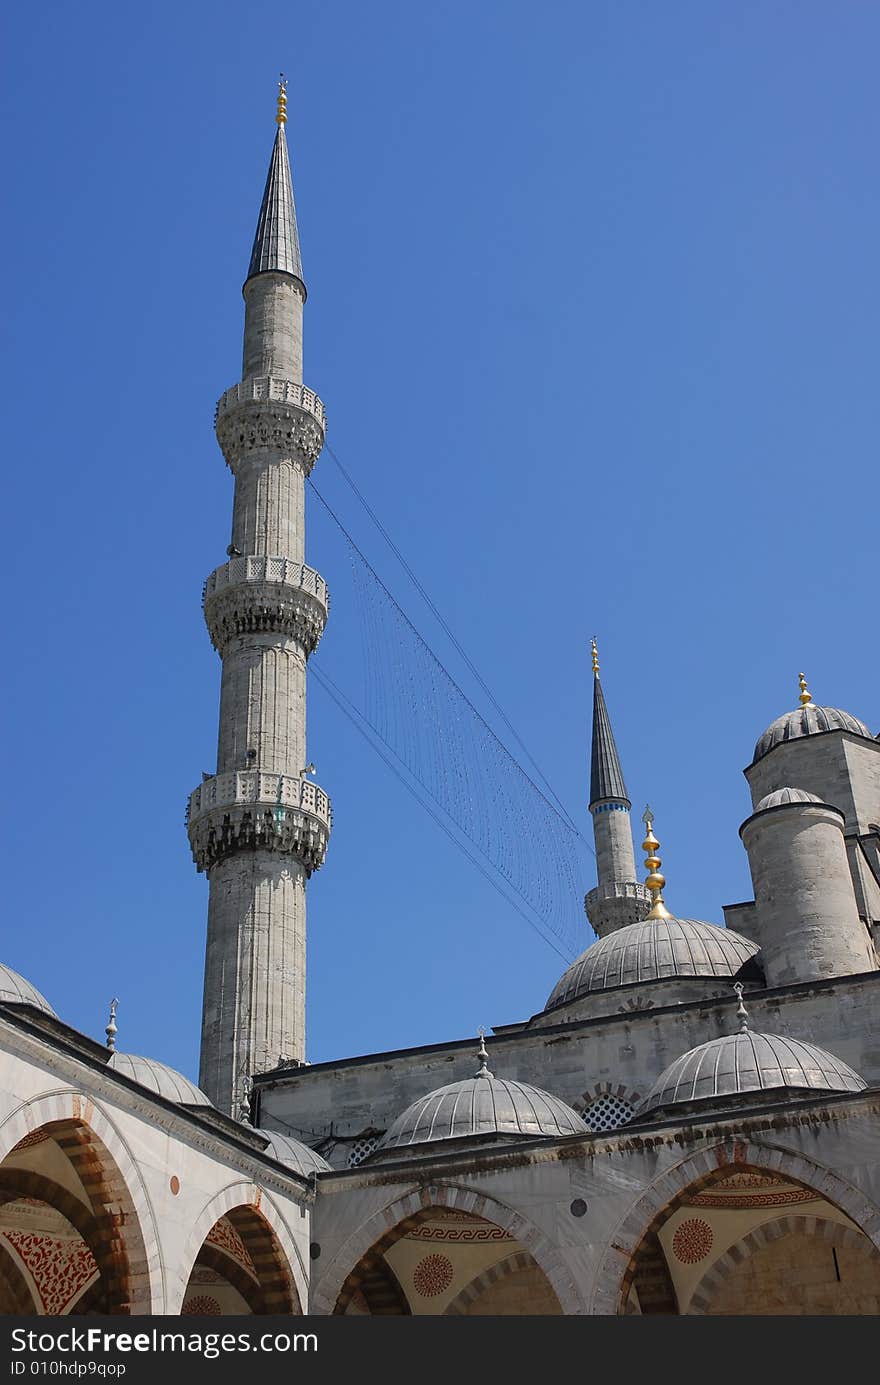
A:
[672,1219,713,1265]
[205,1218,257,1279]
[4,1231,98,1315]
[182,1295,222,1315]
[412,1254,454,1298]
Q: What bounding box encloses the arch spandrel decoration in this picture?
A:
[0,1090,161,1314]
[177,1182,306,1316]
[312,1183,588,1316]
[589,1136,880,1315]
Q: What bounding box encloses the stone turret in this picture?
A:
[584,642,650,936]
[726,674,879,984]
[187,82,331,1114]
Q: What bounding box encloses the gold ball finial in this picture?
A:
[591,637,600,677]
[641,805,671,919]
[798,672,812,707]
[276,74,288,126]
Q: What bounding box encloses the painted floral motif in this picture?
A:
[412,1253,454,1297]
[205,1219,257,1278]
[182,1295,222,1315]
[672,1218,713,1264]
[5,1231,98,1315]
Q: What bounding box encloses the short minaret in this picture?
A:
[584,641,650,936]
[186,81,331,1114]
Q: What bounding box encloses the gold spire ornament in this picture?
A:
[798,672,812,707]
[641,805,671,919]
[276,75,288,126]
[591,638,600,677]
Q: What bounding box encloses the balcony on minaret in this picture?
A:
[186,768,331,876]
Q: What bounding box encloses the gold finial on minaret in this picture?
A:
[591,637,600,677]
[641,805,671,919]
[798,672,812,707]
[276,74,288,126]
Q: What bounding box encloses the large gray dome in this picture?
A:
[377,1074,586,1153]
[0,963,56,1017]
[638,1031,865,1117]
[753,705,872,765]
[545,917,761,1012]
[258,1130,330,1177]
[107,1053,212,1106]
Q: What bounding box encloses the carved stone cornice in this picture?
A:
[187,771,331,874]
[203,556,329,656]
[215,377,326,474]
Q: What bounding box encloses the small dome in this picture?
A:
[258,1129,330,1177]
[0,963,56,1017]
[638,1031,865,1117]
[545,917,760,1012]
[753,705,871,765]
[377,1074,586,1153]
[107,1053,212,1106]
[754,787,823,811]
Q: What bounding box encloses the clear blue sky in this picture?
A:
[2,2,877,1079]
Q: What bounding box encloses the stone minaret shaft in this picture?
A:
[584,643,649,936]
[187,86,331,1115]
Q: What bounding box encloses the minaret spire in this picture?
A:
[584,642,650,937]
[187,87,331,1114]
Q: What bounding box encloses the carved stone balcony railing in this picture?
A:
[187,771,331,874]
[215,377,326,474]
[585,881,652,937]
[203,556,329,655]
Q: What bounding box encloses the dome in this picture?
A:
[754,787,823,811]
[377,1068,586,1154]
[638,1031,865,1117]
[107,1053,212,1106]
[0,963,56,1017]
[753,705,872,765]
[544,917,761,1012]
[258,1129,330,1177]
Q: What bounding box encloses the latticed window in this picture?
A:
[348,1134,382,1167]
[581,1094,634,1132]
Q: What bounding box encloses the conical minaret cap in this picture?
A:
[246,80,305,288]
[589,642,629,807]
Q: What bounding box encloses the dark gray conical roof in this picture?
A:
[246,123,304,285]
[590,675,629,806]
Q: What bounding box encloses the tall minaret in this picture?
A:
[584,641,650,937]
[186,81,331,1114]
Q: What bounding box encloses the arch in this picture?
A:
[312,1183,586,1316]
[0,1239,37,1314]
[177,1182,304,1315]
[0,1090,161,1313]
[688,1215,880,1314]
[590,1136,880,1315]
[443,1250,562,1315]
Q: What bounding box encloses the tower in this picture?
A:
[186,82,331,1114]
[584,641,650,936]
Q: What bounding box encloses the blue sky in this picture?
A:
[2,2,877,1079]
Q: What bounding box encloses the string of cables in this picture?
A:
[307,449,596,962]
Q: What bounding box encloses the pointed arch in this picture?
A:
[688,1215,880,1314]
[0,1091,161,1313]
[177,1182,305,1315]
[311,1183,587,1315]
[590,1136,880,1315]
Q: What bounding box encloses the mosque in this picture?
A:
[1,84,879,1317]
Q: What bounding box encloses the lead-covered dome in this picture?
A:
[107,1052,212,1106]
[258,1129,331,1177]
[754,787,823,811]
[753,705,872,765]
[638,1031,865,1117]
[544,917,761,1012]
[376,1041,586,1154]
[0,962,57,1017]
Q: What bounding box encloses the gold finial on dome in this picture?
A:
[798,672,812,707]
[641,805,671,919]
[591,637,600,677]
[276,74,288,126]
